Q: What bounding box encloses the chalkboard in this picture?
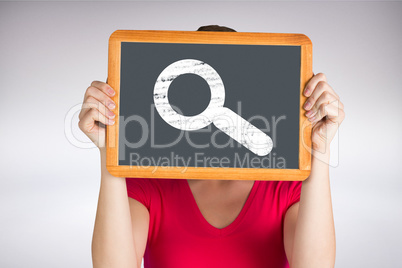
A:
[106,30,312,181]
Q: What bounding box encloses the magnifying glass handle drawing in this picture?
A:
[213,107,273,156]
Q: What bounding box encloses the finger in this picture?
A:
[78,108,115,134]
[323,101,345,124]
[310,99,344,124]
[316,103,345,125]
[303,73,339,99]
[83,85,116,112]
[90,80,115,97]
[83,81,115,105]
[78,96,115,121]
[304,81,339,111]
[303,72,326,97]
[306,91,338,121]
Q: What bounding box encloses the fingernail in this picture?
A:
[304,101,311,109]
[304,88,310,96]
[108,101,115,109]
[308,115,316,122]
[108,88,115,96]
[305,110,314,117]
[107,110,115,118]
[108,120,115,125]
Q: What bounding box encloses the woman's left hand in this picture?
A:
[303,73,345,155]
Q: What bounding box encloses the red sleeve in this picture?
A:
[125,177,153,210]
[286,181,302,210]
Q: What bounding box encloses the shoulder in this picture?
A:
[125,178,181,209]
[126,177,180,192]
[257,180,302,208]
[258,180,302,195]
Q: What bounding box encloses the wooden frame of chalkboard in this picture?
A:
[106,30,312,181]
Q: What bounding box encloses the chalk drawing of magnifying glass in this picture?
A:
[153,59,273,156]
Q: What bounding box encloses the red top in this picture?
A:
[126,178,302,268]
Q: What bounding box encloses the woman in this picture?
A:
[79,25,345,268]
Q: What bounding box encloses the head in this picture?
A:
[197,25,237,32]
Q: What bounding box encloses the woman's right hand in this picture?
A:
[78,80,116,150]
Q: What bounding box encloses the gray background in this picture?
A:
[1,1,401,267]
[119,42,300,168]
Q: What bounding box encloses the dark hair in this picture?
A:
[197,25,237,32]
